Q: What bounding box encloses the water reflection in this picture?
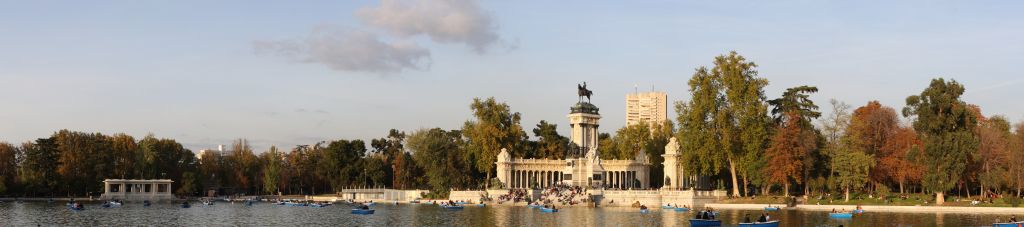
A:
[0,201,1015,226]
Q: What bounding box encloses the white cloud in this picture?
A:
[254,26,430,74]
[357,0,503,53]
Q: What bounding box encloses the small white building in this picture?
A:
[100,179,175,201]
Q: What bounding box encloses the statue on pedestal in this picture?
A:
[577,82,593,103]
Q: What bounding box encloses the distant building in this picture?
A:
[625,91,668,127]
[100,179,175,201]
[195,144,227,161]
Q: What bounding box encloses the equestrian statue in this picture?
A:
[577,82,593,103]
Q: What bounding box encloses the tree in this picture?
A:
[462,97,528,189]
[371,129,405,188]
[110,133,139,179]
[645,120,675,189]
[819,99,852,193]
[262,146,283,194]
[902,78,979,205]
[532,120,568,160]
[765,112,818,196]
[976,115,1012,198]
[832,141,874,202]
[677,51,771,196]
[880,126,924,194]
[612,123,651,160]
[408,128,473,195]
[0,142,17,194]
[768,86,822,196]
[1010,121,1024,196]
[847,101,899,190]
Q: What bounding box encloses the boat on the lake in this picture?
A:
[739,220,780,227]
[993,221,1024,227]
[351,209,375,215]
[764,206,779,211]
[662,205,673,209]
[527,203,542,208]
[180,202,191,208]
[675,207,691,212]
[540,207,558,213]
[143,200,151,207]
[829,212,853,219]
[853,209,865,214]
[442,204,465,210]
[689,219,722,227]
[476,203,486,207]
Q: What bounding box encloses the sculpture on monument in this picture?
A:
[577,82,593,103]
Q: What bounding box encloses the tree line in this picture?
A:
[1,52,1022,204]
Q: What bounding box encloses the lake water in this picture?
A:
[0,201,1012,226]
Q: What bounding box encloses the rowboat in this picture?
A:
[993,221,1024,227]
[739,220,780,227]
[640,208,650,214]
[689,219,722,227]
[674,207,691,212]
[764,207,779,211]
[829,212,853,219]
[540,207,559,213]
[662,205,674,209]
[351,209,375,215]
[527,204,543,208]
[853,209,865,214]
[181,203,191,208]
[476,204,486,207]
[442,205,464,210]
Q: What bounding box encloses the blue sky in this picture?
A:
[2,1,1022,152]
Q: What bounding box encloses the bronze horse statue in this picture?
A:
[578,82,593,102]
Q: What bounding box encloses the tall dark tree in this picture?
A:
[902,78,979,205]
[532,120,568,160]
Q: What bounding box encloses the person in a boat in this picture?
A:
[831,208,837,213]
[640,205,647,210]
[743,214,752,223]
[1011,215,1018,222]
[757,212,767,222]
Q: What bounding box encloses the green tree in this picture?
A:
[0,142,17,194]
[677,51,770,196]
[408,128,473,195]
[532,120,568,160]
[902,78,979,205]
[371,129,405,188]
[612,123,651,160]
[832,141,874,202]
[262,146,283,194]
[768,86,822,196]
[462,97,528,189]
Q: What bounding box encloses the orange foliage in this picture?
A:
[879,126,924,188]
[847,101,899,184]
[765,112,817,188]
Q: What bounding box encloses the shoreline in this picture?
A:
[706,203,1024,214]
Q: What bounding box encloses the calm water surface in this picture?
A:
[0,201,1012,226]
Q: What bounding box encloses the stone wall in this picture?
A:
[596,189,725,208]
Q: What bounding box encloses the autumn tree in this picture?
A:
[902,78,979,205]
[976,115,1012,197]
[819,99,851,192]
[847,101,898,190]
[880,126,924,194]
[767,85,822,196]
[0,142,17,194]
[462,97,528,189]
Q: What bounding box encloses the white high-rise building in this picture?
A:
[626,91,668,127]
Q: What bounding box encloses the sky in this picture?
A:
[1,0,1022,152]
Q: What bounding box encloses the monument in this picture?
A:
[495,83,650,189]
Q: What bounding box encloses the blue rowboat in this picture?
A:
[455,201,468,205]
[993,221,1024,227]
[476,204,486,207]
[540,207,559,213]
[740,220,780,227]
[675,207,691,212]
[351,209,375,215]
[527,204,543,208]
[853,209,864,214]
[764,207,779,211]
[662,205,673,209]
[181,203,191,208]
[69,206,84,211]
[689,219,722,227]
[829,212,853,219]
[640,209,650,214]
[310,203,330,208]
[442,205,464,210]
